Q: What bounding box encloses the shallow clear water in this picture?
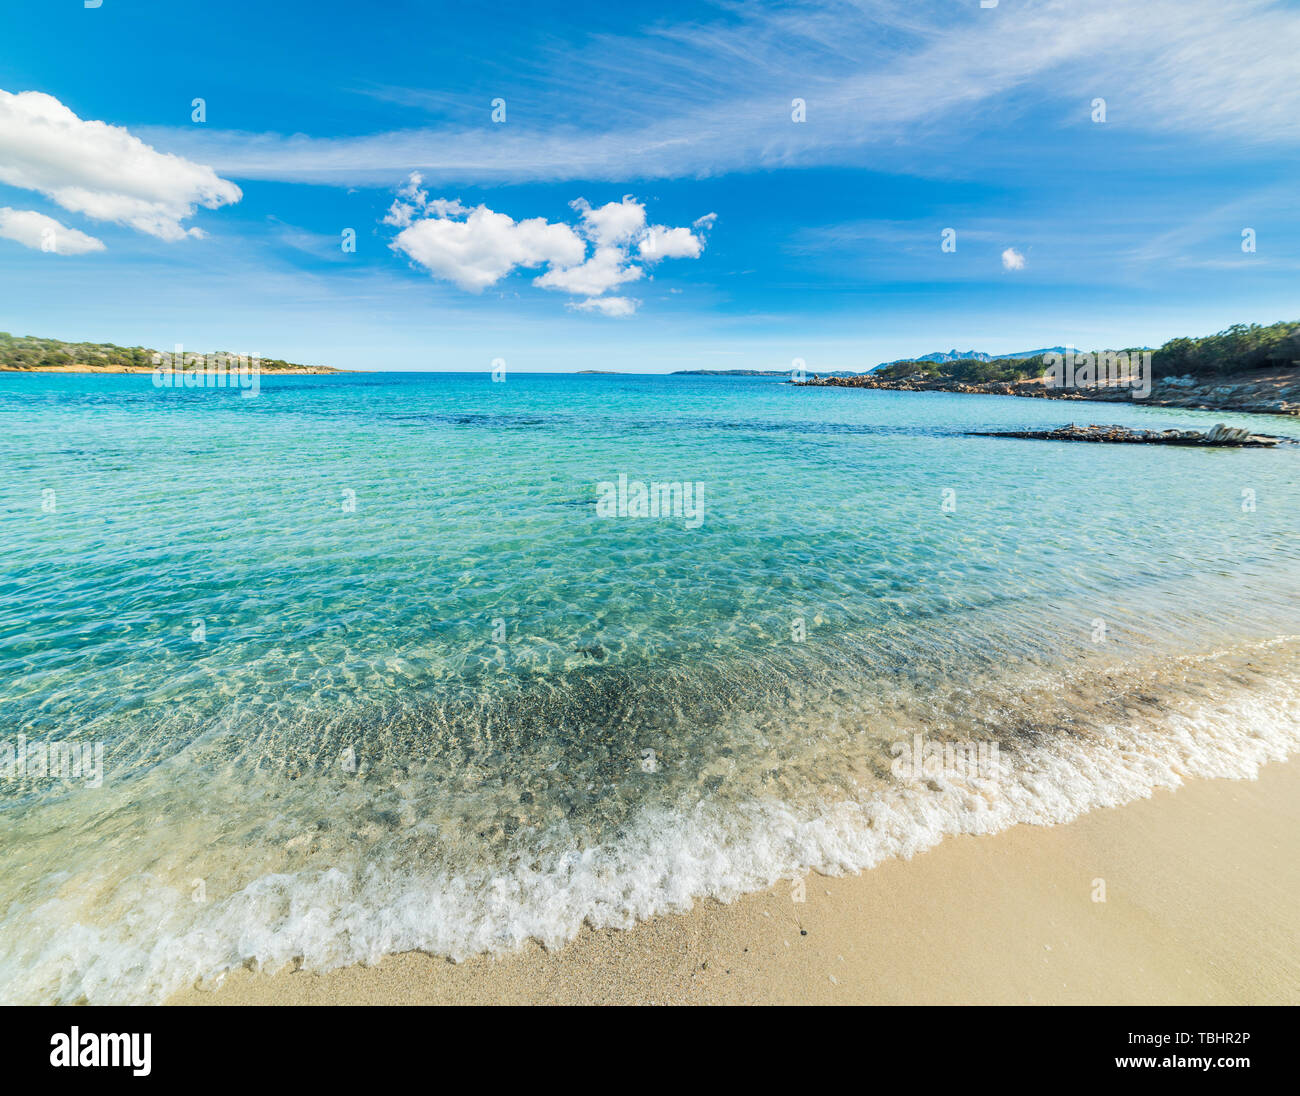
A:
[1,372,1298,1002]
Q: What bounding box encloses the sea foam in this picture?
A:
[2,644,1296,1005]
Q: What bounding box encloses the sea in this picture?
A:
[0,370,1297,1003]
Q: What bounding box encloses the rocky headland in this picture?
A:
[791,321,1300,416]
[792,370,1300,416]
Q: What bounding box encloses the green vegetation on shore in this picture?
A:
[1155,321,1300,376]
[873,354,1046,384]
[0,332,335,373]
[873,320,1298,384]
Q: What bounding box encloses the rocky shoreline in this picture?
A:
[792,372,1300,416]
[968,423,1285,447]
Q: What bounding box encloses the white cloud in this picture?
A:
[382,174,473,228]
[386,178,710,309]
[572,196,646,246]
[1001,247,1026,271]
[390,204,584,292]
[382,174,425,227]
[535,245,644,296]
[568,296,638,317]
[640,224,706,262]
[0,89,241,241]
[426,198,469,219]
[0,207,104,254]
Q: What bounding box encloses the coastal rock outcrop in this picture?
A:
[967,423,1284,447]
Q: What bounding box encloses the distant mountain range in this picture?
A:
[876,347,1075,367]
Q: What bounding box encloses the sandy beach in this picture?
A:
[170,758,1300,1006]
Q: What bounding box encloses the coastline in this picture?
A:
[793,372,1300,416]
[0,364,346,375]
[169,757,1300,1006]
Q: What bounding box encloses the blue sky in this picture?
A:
[1,0,1297,372]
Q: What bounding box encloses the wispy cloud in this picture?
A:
[139,0,1300,186]
[568,295,638,317]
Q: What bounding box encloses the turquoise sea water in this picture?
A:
[1,372,1298,1002]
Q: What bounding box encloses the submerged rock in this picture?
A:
[967,423,1284,447]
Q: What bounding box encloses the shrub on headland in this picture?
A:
[0,332,328,373]
[872,320,1299,384]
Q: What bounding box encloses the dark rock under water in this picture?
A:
[967,423,1283,447]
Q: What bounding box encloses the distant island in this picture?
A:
[0,332,344,374]
[671,368,794,376]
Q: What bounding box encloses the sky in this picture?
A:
[1,0,1298,372]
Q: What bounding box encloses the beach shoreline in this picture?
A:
[169,757,1300,1006]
